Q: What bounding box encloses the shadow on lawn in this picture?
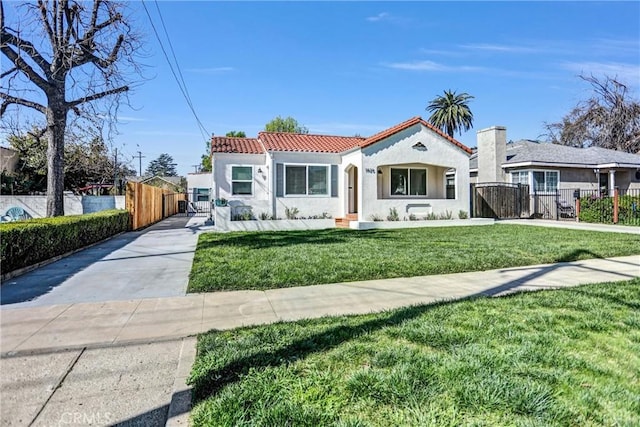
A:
[190,302,448,402]
[570,281,640,311]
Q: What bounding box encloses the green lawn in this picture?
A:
[188,224,640,292]
[189,279,640,426]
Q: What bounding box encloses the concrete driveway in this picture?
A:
[1,216,213,307]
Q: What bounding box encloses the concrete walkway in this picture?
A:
[500,218,640,234]
[1,216,213,307]
[1,217,638,426]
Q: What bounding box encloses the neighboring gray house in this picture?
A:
[471,126,640,194]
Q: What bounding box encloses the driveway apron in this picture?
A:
[1,216,210,307]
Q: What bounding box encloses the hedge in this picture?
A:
[0,209,130,275]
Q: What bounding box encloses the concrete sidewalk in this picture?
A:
[3,255,639,356]
[2,255,639,426]
[500,218,640,234]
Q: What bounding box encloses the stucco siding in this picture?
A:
[213,153,268,207]
[361,124,470,219]
[187,172,212,190]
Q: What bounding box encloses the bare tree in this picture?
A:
[544,75,640,153]
[1,0,142,216]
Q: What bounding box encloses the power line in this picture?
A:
[141,0,210,141]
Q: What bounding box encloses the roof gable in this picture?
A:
[209,117,472,155]
[361,116,472,154]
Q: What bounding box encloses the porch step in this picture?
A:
[346,214,358,221]
[335,218,351,229]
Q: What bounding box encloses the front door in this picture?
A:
[348,166,358,214]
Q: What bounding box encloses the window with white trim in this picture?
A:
[391,168,427,196]
[194,188,210,202]
[532,170,558,193]
[510,171,528,186]
[285,165,329,196]
[231,166,253,195]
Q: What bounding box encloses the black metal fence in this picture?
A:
[530,188,640,226]
[164,191,212,218]
[472,184,640,226]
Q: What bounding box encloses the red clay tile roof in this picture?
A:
[211,137,264,154]
[209,117,472,155]
[258,132,364,153]
[361,116,473,155]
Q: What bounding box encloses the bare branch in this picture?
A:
[89,0,101,30]
[0,31,52,78]
[545,74,640,153]
[0,92,47,115]
[37,0,56,47]
[67,85,128,107]
[0,43,50,90]
[0,66,18,79]
[63,2,75,46]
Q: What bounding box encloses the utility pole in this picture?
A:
[136,151,145,177]
[191,164,200,173]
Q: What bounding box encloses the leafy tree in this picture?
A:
[265,116,308,134]
[2,130,134,194]
[426,90,474,137]
[543,75,640,153]
[200,141,212,173]
[225,130,246,137]
[145,153,178,177]
[0,0,142,216]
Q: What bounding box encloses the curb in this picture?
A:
[166,337,197,427]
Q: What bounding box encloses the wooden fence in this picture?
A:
[125,182,186,230]
[472,183,530,219]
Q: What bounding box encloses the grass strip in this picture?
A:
[189,278,640,426]
[188,224,639,292]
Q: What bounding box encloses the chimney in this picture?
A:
[477,126,507,183]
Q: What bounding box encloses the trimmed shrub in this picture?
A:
[0,209,130,274]
[579,194,640,225]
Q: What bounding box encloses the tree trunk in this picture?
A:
[45,99,67,217]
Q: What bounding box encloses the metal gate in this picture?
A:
[164,191,212,218]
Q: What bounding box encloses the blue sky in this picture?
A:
[5,1,640,176]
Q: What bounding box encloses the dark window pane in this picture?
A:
[410,169,427,195]
[232,166,252,181]
[308,166,328,195]
[391,168,408,195]
[286,166,307,195]
[232,181,252,195]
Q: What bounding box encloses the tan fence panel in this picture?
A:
[126,182,185,230]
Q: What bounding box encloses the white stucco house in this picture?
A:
[210,116,472,229]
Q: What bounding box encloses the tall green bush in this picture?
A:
[0,209,130,274]
[579,194,640,225]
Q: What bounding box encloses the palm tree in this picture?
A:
[426,90,475,137]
